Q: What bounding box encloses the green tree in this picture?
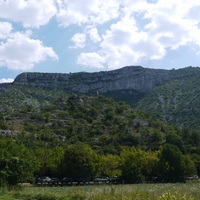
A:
[119,147,146,183]
[62,142,99,180]
[189,130,200,146]
[100,154,121,177]
[166,131,184,152]
[35,148,52,176]
[37,128,56,142]
[0,120,8,130]
[119,146,161,183]
[44,112,51,123]
[182,154,197,176]
[0,138,39,186]
[158,144,186,182]
[150,130,164,150]
[50,146,65,177]
[35,147,64,176]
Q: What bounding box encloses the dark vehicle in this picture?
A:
[48,177,60,184]
[39,176,51,184]
[61,177,73,184]
[77,177,90,184]
[109,176,119,184]
[94,176,109,183]
[70,177,90,185]
[32,176,40,184]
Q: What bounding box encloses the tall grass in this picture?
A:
[0,182,21,200]
[3,182,200,200]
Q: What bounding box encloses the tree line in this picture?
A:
[0,138,197,186]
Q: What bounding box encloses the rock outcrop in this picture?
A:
[2,66,200,97]
[12,66,170,94]
[0,130,17,137]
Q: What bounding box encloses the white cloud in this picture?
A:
[0,22,13,39]
[0,1,58,71]
[0,0,57,28]
[87,27,101,43]
[77,52,105,69]
[56,0,120,27]
[0,31,58,70]
[70,33,86,49]
[88,1,120,25]
[1,0,200,72]
[79,15,166,69]
[120,0,149,14]
[0,78,14,83]
[72,0,200,70]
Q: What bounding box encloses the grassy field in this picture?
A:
[0,182,199,200]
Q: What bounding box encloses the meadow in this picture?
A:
[0,182,199,200]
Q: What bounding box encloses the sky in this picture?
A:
[0,0,200,83]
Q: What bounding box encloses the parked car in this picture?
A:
[94,176,109,183]
[77,177,90,184]
[48,177,60,184]
[186,175,199,180]
[39,176,51,183]
[33,176,41,184]
[109,176,119,184]
[61,177,73,184]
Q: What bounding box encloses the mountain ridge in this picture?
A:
[1,65,200,129]
[5,66,200,95]
[12,65,168,94]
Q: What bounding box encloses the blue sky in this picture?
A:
[0,0,200,83]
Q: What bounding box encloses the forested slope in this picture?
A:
[0,86,199,185]
[136,73,200,129]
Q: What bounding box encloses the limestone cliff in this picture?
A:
[4,66,200,99]
[12,66,170,94]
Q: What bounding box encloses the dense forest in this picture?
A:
[0,88,199,186]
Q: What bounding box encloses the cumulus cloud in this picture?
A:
[0,1,58,71]
[1,0,200,72]
[0,31,58,70]
[72,0,200,70]
[0,78,14,83]
[78,14,166,69]
[87,27,101,43]
[0,0,57,28]
[0,22,13,39]
[70,33,86,49]
[77,52,105,69]
[56,0,120,26]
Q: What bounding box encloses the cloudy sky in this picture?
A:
[0,0,200,83]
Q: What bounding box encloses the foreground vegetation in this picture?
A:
[0,93,199,186]
[0,182,199,200]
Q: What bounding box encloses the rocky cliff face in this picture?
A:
[4,66,200,98]
[12,66,171,94]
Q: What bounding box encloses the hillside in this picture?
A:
[0,86,200,183]
[0,85,69,114]
[135,70,200,129]
[1,65,200,130]
[0,88,173,152]
[0,86,199,152]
